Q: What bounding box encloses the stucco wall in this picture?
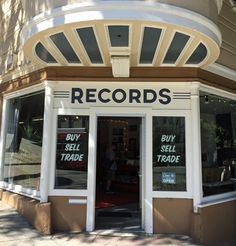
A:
[0,0,234,84]
[153,197,236,245]
[217,0,236,70]
[153,198,193,235]
[49,196,87,232]
[198,200,236,246]
[0,190,51,234]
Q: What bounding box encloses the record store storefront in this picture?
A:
[1,79,236,243]
[0,1,236,245]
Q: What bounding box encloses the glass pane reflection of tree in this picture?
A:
[200,92,236,196]
[4,92,45,190]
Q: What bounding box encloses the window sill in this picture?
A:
[199,191,236,208]
[0,182,40,201]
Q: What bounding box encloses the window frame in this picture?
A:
[0,83,46,200]
[152,110,192,199]
[49,108,91,197]
[199,84,236,206]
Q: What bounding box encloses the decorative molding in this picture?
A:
[21,1,222,46]
[205,63,236,81]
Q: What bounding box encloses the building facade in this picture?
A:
[0,0,236,245]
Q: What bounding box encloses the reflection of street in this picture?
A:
[4,136,42,189]
[55,169,87,189]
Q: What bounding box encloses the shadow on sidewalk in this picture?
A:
[0,201,201,245]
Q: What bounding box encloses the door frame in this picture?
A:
[86,107,152,233]
[94,115,143,229]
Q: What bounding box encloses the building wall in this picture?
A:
[217,0,236,70]
[0,189,51,234]
[153,198,236,245]
[48,196,87,232]
[0,0,235,84]
[153,198,193,235]
[198,200,236,246]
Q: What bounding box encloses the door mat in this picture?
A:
[98,211,132,217]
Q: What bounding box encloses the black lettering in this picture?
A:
[129,89,141,103]
[159,88,171,105]
[86,88,96,103]
[71,88,83,104]
[98,88,111,103]
[112,89,126,103]
[143,89,157,103]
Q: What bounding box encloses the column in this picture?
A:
[191,82,203,212]
[40,81,54,203]
[144,112,153,233]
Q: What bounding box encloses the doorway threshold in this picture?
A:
[89,228,146,237]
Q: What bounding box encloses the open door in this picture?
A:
[95,117,142,231]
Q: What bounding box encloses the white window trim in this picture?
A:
[0,181,40,200]
[0,83,46,199]
[152,109,193,199]
[48,108,91,197]
[198,83,236,206]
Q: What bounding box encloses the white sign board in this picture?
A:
[52,81,191,110]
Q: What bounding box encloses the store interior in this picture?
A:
[95,117,142,231]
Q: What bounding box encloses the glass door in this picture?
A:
[95,116,142,231]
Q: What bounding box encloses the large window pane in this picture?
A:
[153,117,186,191]
[55,115,89,189]
[3,91,45,190]
[200,92,236,196]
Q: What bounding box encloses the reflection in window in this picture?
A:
[153,117,186,191]
[3,91,45,190]
[55,115,89,189]
[200,92,236,196]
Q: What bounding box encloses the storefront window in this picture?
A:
[200,92,236,197]
[153,116,186,191]
[3,91,45,190]
[55,115,89,189]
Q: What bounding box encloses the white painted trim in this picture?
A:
[86,110,97,232]
[141,117,145,230]
[0,181,40,200]
[69,198,87,204]
[85,107,148,232]
[199,83,236,101]
[3,83,45,99]
[48,108,91,197]
[40,81,54,203]
[0,83,45,200]
[144,111,153,234]
[21,1,221,47]
[48,109,58,196]
[151,110,193,199]
[199,192,236,207]
[50,189,88,197]
[205,63,236,82]
[0,99,9,181]
[190,82,203,213]
[152,192,192,199]
[198,83,236,207]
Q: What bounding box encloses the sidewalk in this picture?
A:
[0,201,201,246]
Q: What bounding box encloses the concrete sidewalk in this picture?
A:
[0,201,201,246]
